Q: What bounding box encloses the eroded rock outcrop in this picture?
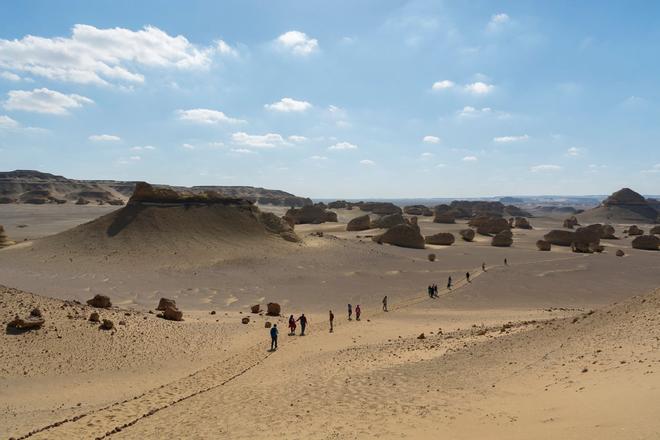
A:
[460,229,475,242]
[425,233,455,246]
[346,215,371,231]
[371,213,406,229]
[491,230,513,247]
[372,224,425,249]
[87,294,112,309]
[632,235,660,250]
[536,240,551,251]
[284,205,338,224]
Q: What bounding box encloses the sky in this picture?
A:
[1,0,659,198]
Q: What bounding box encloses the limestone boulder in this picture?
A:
[600,224,617,239]
[267,302,281,316]
[536,240,551,251]
[279,231,302,243]
[89,312,100,322]
[284,205,338,224]
[627,225,644,236]
[544,230,576,246]
[650,226,660,235]
[491,230,513,247]
[631,235,660,250]
[460,229,475,242]
[404,205,433,216]
[425,233,455,246]
[470,216,510,236]
[372,224,425,249]
[513,217,532,229]
[563,216,579,229]
[7,315,45,331]
[347,214,371,231]
[163,306,184,321]
[156,298,176,311]
[251,304,261,314]
[359,202,402,215]
[371,213,406,229]
[87,294,112,308]
[616,249,625,257]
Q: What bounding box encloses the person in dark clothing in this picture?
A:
[466,272,471,283]
[297,314,308,335]
[447,276,452,290]
[348,303,353,321]
[427,285,433,298]
[504,258,508,266]
[329,310,334,332]
[482,262,486,272]
[433,284,438,297]
[355,305,361,321]
[288,315,296,335]
[270,324,279,350]
[382,296,388,312]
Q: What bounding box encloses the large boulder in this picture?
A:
[575,225,602,246]
[631,235,660,250]
[459,229,475,242]
[267,302,281,316]
[359,202,402,215]
[372,224,425,249]
[650,226,660,235]
[371,213,406,229]
[163,306,184,321]
[536,240,551,251]
[260,212,294,234]
[513,217,532,229]
[433,205,456,224]
[627,225,644,236]
[285,205,338,224]
[347,214,371,231]
[544,230,576,246]
[600,224,617,239]
[491,230,513,247]
[425,233,455,246]
[563,216,579,229]
[7,315,45,331]
[87,294,112,308]
[404,205,433,216]
[156,298,176,311]
[470,216,510,236]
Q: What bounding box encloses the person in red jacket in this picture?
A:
[355,304,361,321]
[288,314,296,335]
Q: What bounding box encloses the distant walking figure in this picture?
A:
[504,258,508,266]
[297,314,308,336]
[270,324,279,350]
[382,296,388,312]
[427,285,433,298]
[355,304,362,321]
[466,272,471,283]
[329,310,334,333]
[447,276,453,290]
[288,315,296,335]
[348,303,353,321]
[433,284,438,297]
[482,262,486,272]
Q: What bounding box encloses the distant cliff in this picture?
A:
[0,170,312,207]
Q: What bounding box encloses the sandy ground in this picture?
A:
[1,205,659,439]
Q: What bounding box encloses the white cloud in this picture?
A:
[641,164,660,174]
[4,88,93,114]
[360,159,375,165]
[462,156,478,162]
[231,132,287,148]
[182,143,195,150]
[328,141,358,150]
[215,40,238,57]
[230,148,255,154]
[310,155,328,160]
[275,31,319,56]
[0,114,19,128]
[457,106,492,118]
[487,13,510,32]
[131,145,156,151]
[421,152,434,159]
[1,71,21,81]
[288,135,307,143]
[566,147,582,156]
[177,108,245,125]
[530,164,562,173]
[436,163,447,168]
[432,80,454,90]
[129,155,141,161]
[493,134,529,143]
[423,135,441,144]
[464,81,494,95]
[265,97,312,112]
[89,134,120,142]
[0,25,212,86]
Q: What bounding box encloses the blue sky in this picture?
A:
[1,0,659,198]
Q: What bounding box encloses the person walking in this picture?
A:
[348,303,353,321]
[504,258,508,266]
[466,271,471,283]
[329,310,334,332]
[297,313,308,336]
[482,262,486,272]
[355,304,361,321]
[382,296,388,312]
[427,285,433,298]
[447,276,452,290]
[288,314,296,335]
[433,284,438,297]
[270,324,279,350]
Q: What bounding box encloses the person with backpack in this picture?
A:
[270,324,279,350]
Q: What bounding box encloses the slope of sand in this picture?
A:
[1,207,660,438]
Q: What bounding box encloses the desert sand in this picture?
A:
[1,202,659,439]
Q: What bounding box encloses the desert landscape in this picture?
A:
[2,176,659,439]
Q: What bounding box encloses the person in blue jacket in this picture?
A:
[270,324,279,350]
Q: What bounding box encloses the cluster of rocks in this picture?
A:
[0,225,16,248]
[626,225,644,236]
[434,200,531,220]
[544,224,607,253]
[403,205,433,216]
[284,204,338,225]
[468,216,510,236]
[372,217,425,249]
[7,308,45,332]
[509,217,532,229]
[156,297,183,321]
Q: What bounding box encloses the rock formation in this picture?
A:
[513,217,532,229]
[372,223,425,249]
[563,216,579,229]
[156,298,176,311]
[284,204,338,224]
[460,229,475,242]
[536,240,551,251]
[650,226,660,235]
[347,215,371,231]
[163,306,184,321]
[544,230,576,246]
[631,235,660,250]
[580,188,659,223]
[600,224,617,239]
[469,216,510,236]
[627,225,644,236]
[425,233,455,246]
[7,314,45,331]
[251,304,261,314]
[87,294,112,308]
[616,249,625,257]
[371,213,406,229]
[491,230,513,247]
[267,303,281,316]
[404,205,433,216]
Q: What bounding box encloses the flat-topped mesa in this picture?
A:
[128,182,251,206]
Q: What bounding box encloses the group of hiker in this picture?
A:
[269,259,509,350]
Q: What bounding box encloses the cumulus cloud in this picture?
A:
[464,81,494,95]
[487,13,510,32]
[328,141,358,150]
[0,114,19,128]
[360,159,375,165]
[493,134,529,143]
[288,135,307,143]
[182,143,195,150]
[457,106,492,118]
[275,31,318,56]
[215,40,238,57]
[89,134,120,142]
[177,108,245,125]
[265,97,312,112]
[231,132,287,148]
[1,71,21,81]
[129,155,141,161]
[230,148,255,154]
[0,25,214,86]
[420,152,434,159]
[530,164,562,173]
[4,88,93,114]
[423,135,441,144]
[432,80,454,90]
[462,156,478,162]
[310,155,328,160]
[131,145,156,151]
[566,147,582,156]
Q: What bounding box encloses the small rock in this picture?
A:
[417,333,426,340]
[265,321,272,328]
[100,319,114,330]
[242,317,250,324]
[89,312,100,322]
